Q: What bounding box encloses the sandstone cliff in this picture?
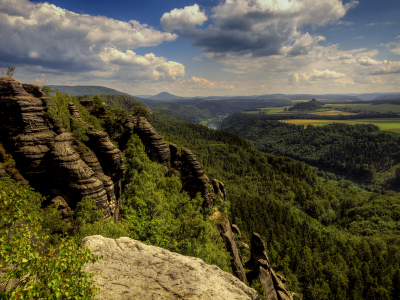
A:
[0,77,122,220]
[81,235,260,300]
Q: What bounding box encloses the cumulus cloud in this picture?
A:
[161,4,207,32]
[34,74,48,84]
[310,69,345,79]
[366,61,400,75]
[179,0,358,57]
[183,76,235,91]
[98,48,185,81]
[0,0,182,83]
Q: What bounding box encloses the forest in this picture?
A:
[288,99,324,111]
[220,115,400,178]
[2,91,400,299]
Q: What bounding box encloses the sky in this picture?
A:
[1,0,400,97]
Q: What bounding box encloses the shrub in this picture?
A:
[0,177,102,299]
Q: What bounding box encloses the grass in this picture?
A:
[308,110,357,116]
[280,118,400,134]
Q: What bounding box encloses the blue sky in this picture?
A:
[1,0,399,96]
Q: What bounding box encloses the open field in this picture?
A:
[280,118,400,133]
[308,110,357,116]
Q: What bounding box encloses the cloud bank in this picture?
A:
[175,0,358,57]
[0,0,183,82]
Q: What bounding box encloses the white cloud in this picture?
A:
[0,0,181,83]
[366,61,400,75]
[161,4,207,32]
[34,74,48,84]
[309,69,345,79]
[181,0,358,57]
[186,76,235,90]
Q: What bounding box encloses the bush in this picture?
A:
[0,177,101,299]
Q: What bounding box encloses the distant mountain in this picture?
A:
[375,94,400,101]
[46,85,130,96]
[148,92,184,101]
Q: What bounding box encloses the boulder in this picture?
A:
[81,235,260,300]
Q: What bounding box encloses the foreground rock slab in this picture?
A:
[81,235,260,300]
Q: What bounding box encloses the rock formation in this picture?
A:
[245,233,293,300]
[216,217,247,283]
[81,235,260,300]
[0,77,120,220]
[135,116,171,166]
[213,178,227,202]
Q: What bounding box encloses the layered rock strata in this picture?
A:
[0,78,119,219]
[135,116,171,165]
[245,233,293,300]
[81,235,260,300]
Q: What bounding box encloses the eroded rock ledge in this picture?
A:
[81,235,260,300]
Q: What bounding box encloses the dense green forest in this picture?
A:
[220,115,400,178]
[288,99,324,111]
[150,114,400,300]
[2,91,400,299]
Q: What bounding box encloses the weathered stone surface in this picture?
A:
[135,117,171,166]
[86,129,124,220]
[213,178,227,202]
[245,233,293,300]
[216,217,247,283]
[179,147,213,207]
[79,98,95,113]
[119,115,136,151]
[232,224,241,237]
[81,235,260,300]
[49,132,112,217]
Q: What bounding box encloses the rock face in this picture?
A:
[213,178,227,202]
[216,217,247,283]
[0,77,120,220]
[81,235,260,300]
[135,116,171,166]
[245,233,293,300]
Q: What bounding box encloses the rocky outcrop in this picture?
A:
[216,217,247,283]
[48,132,113,218]
[135,116,171,166]
[232,224,241,237]
[0,77,120,220]
[245,233,293,300]
[86,130,124,220]
[81,235,260,300]
[213,178,227,202]
[79,98,95,113]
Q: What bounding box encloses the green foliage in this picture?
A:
[150,113,400,300]
[0,176,101,299]
[71,118,89,142]
[50,90,104,132]
[6,66,15,78]
[250,279,266,300]
[72,196,103,230]
[121,134,233,272]
[133,106,149,119]
[288,100,324,111]
[221,117,400,178]
[42,86,55,97]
